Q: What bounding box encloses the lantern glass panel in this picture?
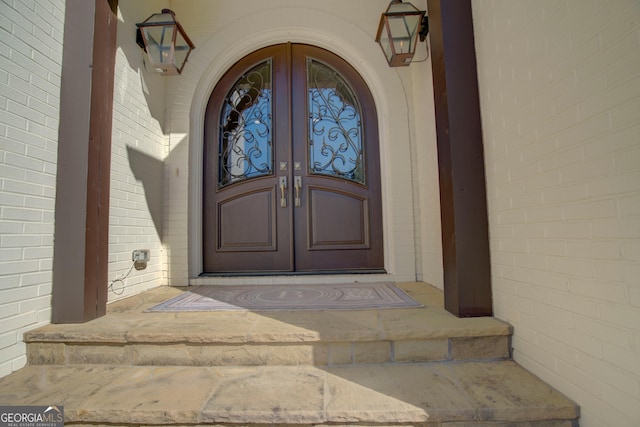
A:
[142,25,175,68]
[387,15,421,54]
[378,29,393,63]
[174,30,190,71]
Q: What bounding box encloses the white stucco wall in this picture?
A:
[0,0,65,377]
[151,0,440,285]
[473,1,640,425]
[410,35,443,289]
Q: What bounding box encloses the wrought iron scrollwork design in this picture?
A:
[219,61,273,187]
[308,59,365,184]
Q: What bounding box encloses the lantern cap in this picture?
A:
[137,9,177,26]
[385,0,421,14]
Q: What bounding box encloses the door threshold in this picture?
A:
[189,270,402,287]
[199,269,387,278]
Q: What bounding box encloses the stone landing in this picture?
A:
[0,282,579,426]
[25,283,512,367]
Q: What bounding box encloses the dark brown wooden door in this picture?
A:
[204,44,383,274]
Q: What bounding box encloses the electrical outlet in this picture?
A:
[132,249,150,263]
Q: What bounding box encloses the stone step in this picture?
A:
[26,335,511,367]
[25,283,513,367]
[0,361,579,426]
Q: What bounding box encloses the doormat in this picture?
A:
[146,282,423,312]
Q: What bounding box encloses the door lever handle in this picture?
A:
[294,176,302,207]
[279,176,287,208]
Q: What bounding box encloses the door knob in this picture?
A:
[279,176,288,208]
[294,176,302,207]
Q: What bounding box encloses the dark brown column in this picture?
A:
[427,0,493,317]
[52,0,118,323]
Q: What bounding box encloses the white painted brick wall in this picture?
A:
[0,0,64,377]
[473,1,640,425]
[107,1,167,300]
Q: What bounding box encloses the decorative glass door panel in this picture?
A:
[219,60,273,187]
[203,44,383,274]
[308,59,364,185]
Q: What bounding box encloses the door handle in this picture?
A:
[294,176,302,207]
[279,176,287,208]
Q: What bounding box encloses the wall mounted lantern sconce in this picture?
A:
[136,9,195,75]
[375,0,429,67]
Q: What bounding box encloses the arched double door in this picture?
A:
[203,43,383,274]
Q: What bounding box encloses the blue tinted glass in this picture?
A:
[308,59,364,184]
[219,60,273,187]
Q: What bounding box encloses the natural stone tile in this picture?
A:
[378,308,447,340]
[328,342,353,365]
[394,339,449,362]
[209,345,284,366]
[353,341,390,363]
[245,315,324,342]
[24,323,131,343]
[250,310,381,342]
[0,365,109,407]
[0,363,578,425]
[202,366,326,424]
[437,361,579,421]
[379,307,512,341]
[66,344,131,365]
[443,422,575,427]
[309,343,330,365]
[276,343,329,365]
[396,281,445,306]
[217,343,327,366]
[324,425,435,427]
[326,374,429,423]
[27,343,65,364]
[106,286,181,312]
[76,366,220,425]
[132,344,194,365]
[450,335,510,360]
[132,343,327,366]
[123,312,257,344]
[325,364,465,423]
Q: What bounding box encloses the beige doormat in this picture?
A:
[146,282,423,312]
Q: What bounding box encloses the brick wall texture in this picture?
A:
[107,1,166,302]
[473,1,640,425]
[0,0,167,377]
[0,0,64,377]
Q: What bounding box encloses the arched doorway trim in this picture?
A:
[182,8,416,281]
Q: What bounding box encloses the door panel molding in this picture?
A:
[308,187,369,250]
[218,188,277,252]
